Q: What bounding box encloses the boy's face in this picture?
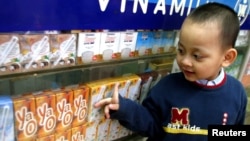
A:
[176,19,226,81]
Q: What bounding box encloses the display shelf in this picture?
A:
[0,52,176,95]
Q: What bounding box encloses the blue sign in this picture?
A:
[0,0,249,32]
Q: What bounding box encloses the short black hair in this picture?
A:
[187,2,240,48]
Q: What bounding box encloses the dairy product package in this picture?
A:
[71,86,89,128]
[152,30,164,54]
[53,89,74,132]
[54,129,71,141]
[50,34,76,67]
[108,120,120,141]
[77,32,101,64]
[36,134,54,141]
[85,82,107,122]
[135,30,153,56]
[33,91,57,138]
[99,32,120,61]
[0,95,15,141]
[12,94,38,141]
[0,35,22,75]
[96,119,111,141]
[118,31,138,59]
[19,34,51,71]
[71,125,85,141]
[84,122,98,141]
[161,30,176,53]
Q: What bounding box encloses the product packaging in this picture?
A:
[33,91,57,138]
[99,31,120,61]
[50,34,77,68]
[118,31,138,59]
[0,95,15,141]
[12,94,38,141]
[19,34,51,71]
[135,30,153,56]
[77,32,101,64]
[0,35,22,75]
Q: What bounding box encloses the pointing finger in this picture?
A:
[111,82,119,104]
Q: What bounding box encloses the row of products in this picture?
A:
[0,71,168,141]
[0,30,177,75]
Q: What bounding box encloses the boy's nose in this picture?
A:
[180,56,192,67]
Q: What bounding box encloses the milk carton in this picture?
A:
[0,95,15,141]
[12,94,38,141]
[77,32,101,64]
[50,34,76,67]
[0,35,22,75]
[99,32,120,61]
[118,31,138,59]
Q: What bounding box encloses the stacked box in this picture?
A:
[99,32,120,61]
[12,94,38,141]
[33,91,57,138]
[77,32,101,64]
[53,89,74,133]
[19,34,51,71]
[135,30,153,56]
[118,31,138,59]
[0,95,15,141]
[0,35,22,75]
[50,34,76,67]
[71,86,89,128]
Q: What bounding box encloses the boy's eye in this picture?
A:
[193,54,202,59]
[177,48,183,54]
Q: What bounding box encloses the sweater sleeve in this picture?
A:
[110,95,165,138]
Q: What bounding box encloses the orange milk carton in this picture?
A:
[36,134,54,141]
[54,89,74,132]
[54,129,71,141]
[71,125,85,141]
[33,91,57,138]
[71,86,89,128]
[12,94,38,141]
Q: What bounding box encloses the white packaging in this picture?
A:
[118,31,138,59]
[100,32,120,61]
[0,95,15,141]
[77,32,101,64]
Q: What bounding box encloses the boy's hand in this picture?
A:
[94,83,120,119]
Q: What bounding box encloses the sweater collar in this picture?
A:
[195,68,225,86]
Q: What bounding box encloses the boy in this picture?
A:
[94,2,248,141]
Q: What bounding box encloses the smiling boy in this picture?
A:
[94,2,248,141]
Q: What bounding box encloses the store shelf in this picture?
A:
[0,52,176,95]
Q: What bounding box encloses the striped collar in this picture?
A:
[196,68,225,86]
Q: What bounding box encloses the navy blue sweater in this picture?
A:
[110,72,248,141]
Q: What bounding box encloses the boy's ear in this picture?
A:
[222,48,237,67]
